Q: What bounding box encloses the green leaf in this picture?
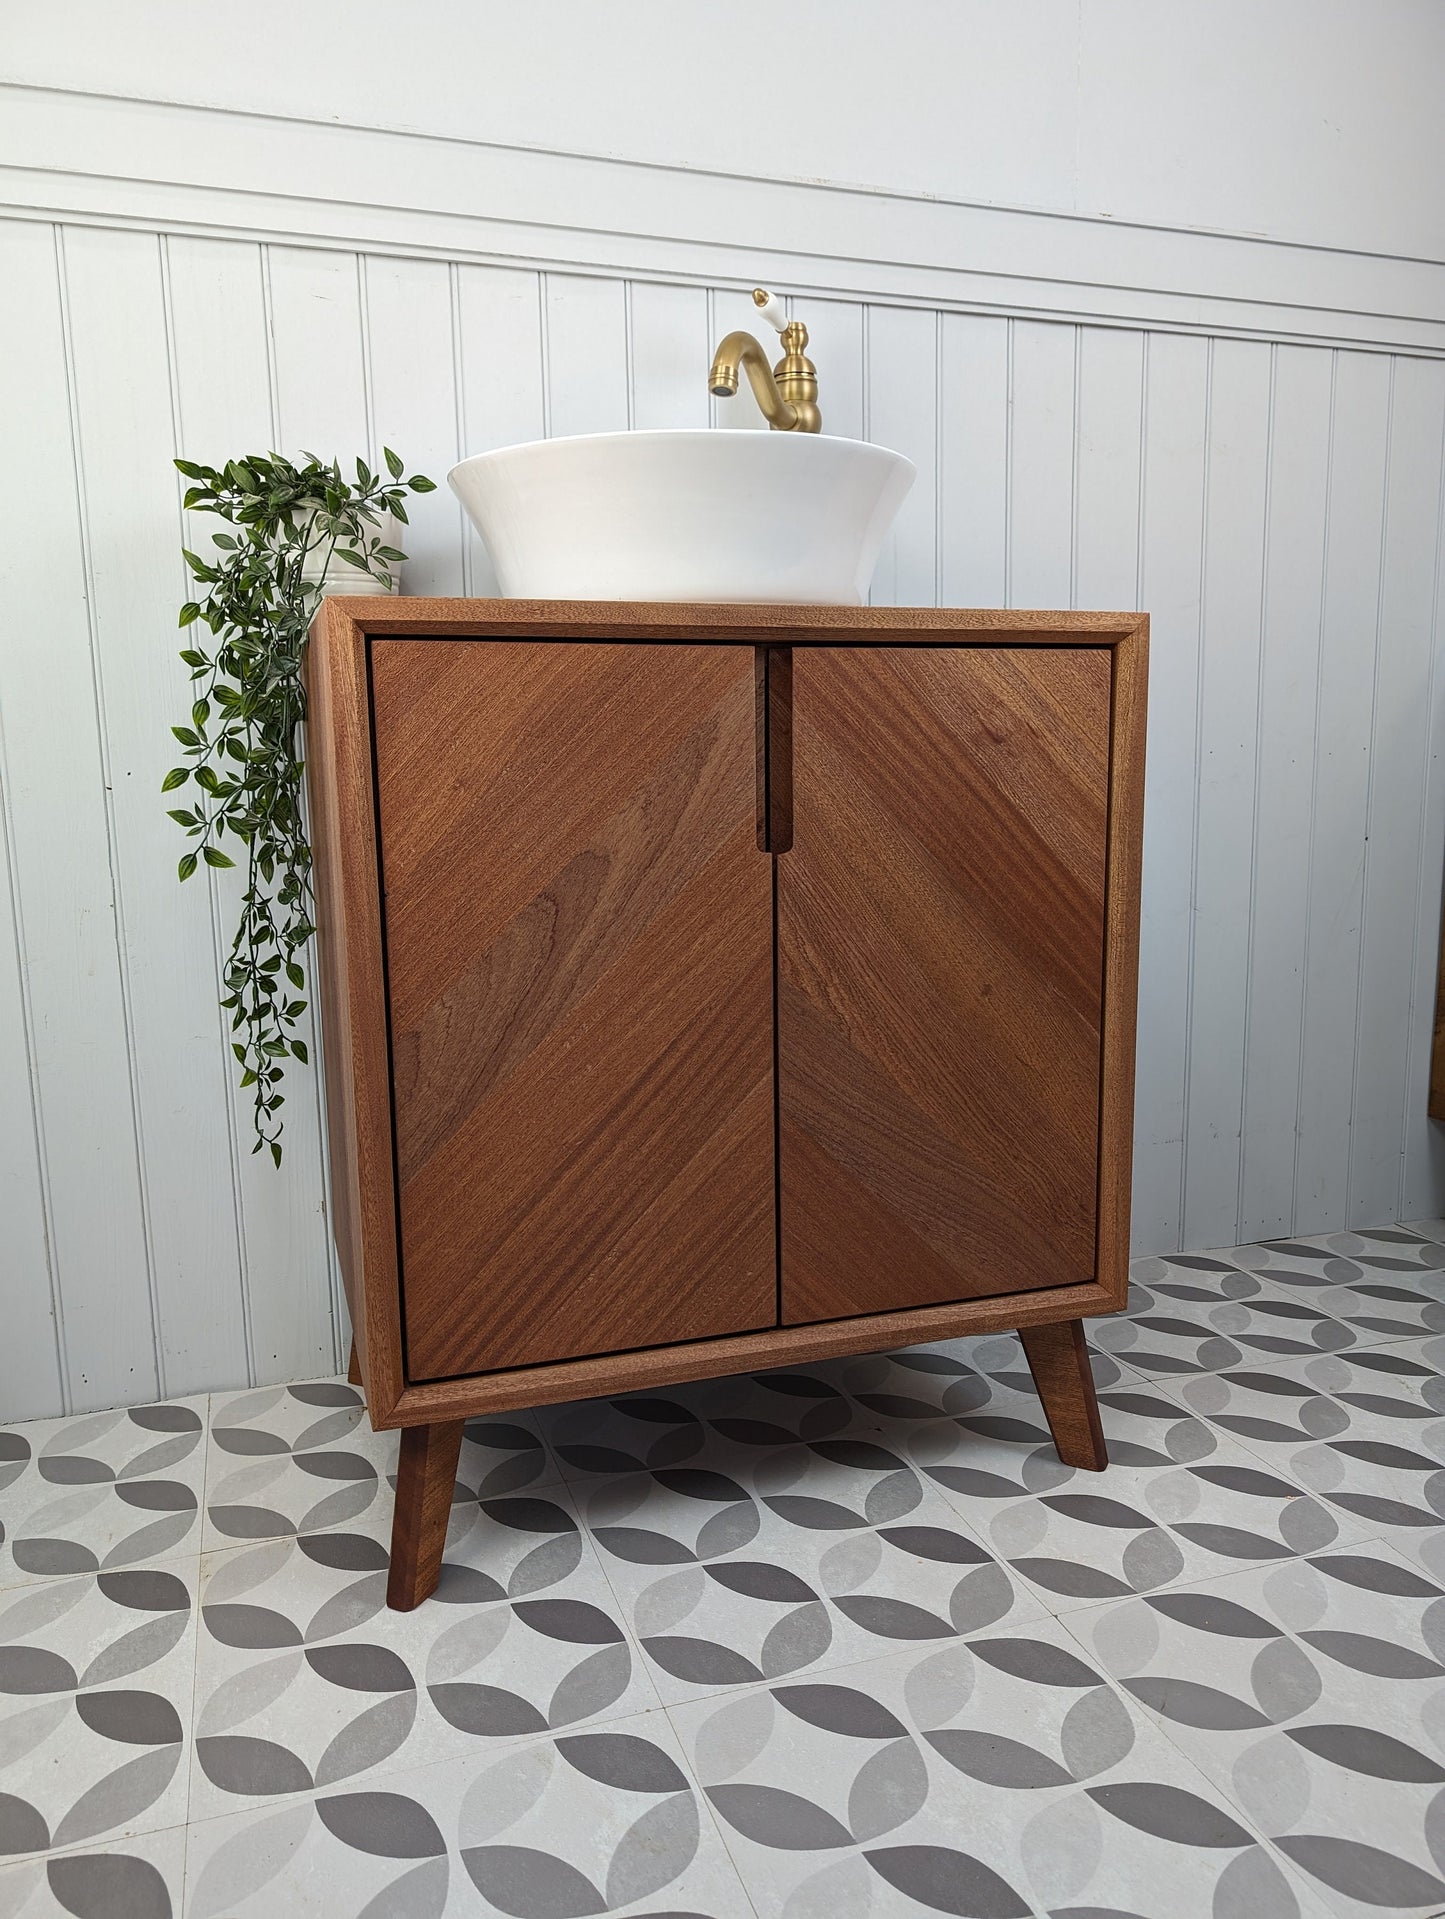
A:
[240,1069,257,1088]
[161,766,189,791]
[178,602,201,627]
[408,475,437,492]
[333,546,369,569]
[177,852,198,881]
[285,961,305,989]
[172,724,200,747]
[167,808,197,827]
[202,846,235,869]
[384,445,404,479]
[290,1038,308,1065]
[192,698,210,729]
[270,1141,283,1168]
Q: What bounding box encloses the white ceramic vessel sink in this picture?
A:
[448,429,915,605]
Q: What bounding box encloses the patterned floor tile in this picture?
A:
[0,1567,196,1861]
[1165,1342,1445,1581]
[670,1614,1330,1918]
[1092,1256,1359,1377]
[0,1823,185,1918]
[1065,1544,1445,1917]
[0,1402,206,1591]
[583,1456,1043,1706]
[202,1380,556,1553]
[181,1710,754,1918]
[888,1334,1361,1612]
[1227,1231,1445,1345]
[188,1480,660,1825]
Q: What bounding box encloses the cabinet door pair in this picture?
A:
[370,639,1110,1382]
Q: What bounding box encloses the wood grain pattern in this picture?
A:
[1018,1320,1108,1470]
[778,646,1112,1322]
[386,1418,465,1610]
[306,600,1147,1440]
[371,639,776,1378]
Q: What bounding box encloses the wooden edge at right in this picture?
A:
[1096,616,1148,1310]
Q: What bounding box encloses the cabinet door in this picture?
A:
[777,645,1111,1323]
[372,640,776,1378]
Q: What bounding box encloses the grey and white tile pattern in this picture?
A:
[0,1223,1443,1913]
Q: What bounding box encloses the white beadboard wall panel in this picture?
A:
[362,254,466,598]
[164,232,338,1389]
[1073,328,1144,611]
[1182,339,1273,1249]
[1402,410,1445,1220]
[0,760,61,1420]
[867,306,939,608]
[1295,352,1393,1235]
[1007,321,1077,610]
[544,274,630,443]
[1238,345,1334,1241]
[4,219,1445,1416]
[62,226,252,1398]
[1130,332,1211,1253]
[810,301,864,447]
[0,219,158,1413]
[1349,358,1445,1226]
[938,315,1009,610]
[629,281,711,434]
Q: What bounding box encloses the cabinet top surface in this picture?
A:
[319,597,1148,646]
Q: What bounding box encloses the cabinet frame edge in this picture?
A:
[307,598,1149,1429]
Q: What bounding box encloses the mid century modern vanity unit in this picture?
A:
[308,595,1148,1609]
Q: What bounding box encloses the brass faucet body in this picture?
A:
[709,290,822,433]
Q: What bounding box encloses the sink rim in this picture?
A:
[448,425,917,483]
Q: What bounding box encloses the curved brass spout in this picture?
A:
[709,331,799,429]
[709,289,822,432]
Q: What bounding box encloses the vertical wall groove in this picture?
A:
[0,655,65,1405]
[1291,351,1340,1232]
[158,226,256,1389]
[1235,342,1280,1240]
[1347,354,1398,1218]
[1399,383,1445,1217]
[53,223,165,1404]
[1178,336,1216,1241]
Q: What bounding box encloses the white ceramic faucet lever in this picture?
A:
[751,287,789,332]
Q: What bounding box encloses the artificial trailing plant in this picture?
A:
[165,450,436,1163]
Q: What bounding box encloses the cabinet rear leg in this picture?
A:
[1018,1320,1107,1471]
[387,1420,466,1611]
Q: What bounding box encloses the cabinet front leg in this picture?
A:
[387,1420,466,1611]
[1018,1321,1107,1471]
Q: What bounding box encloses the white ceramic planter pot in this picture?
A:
[298,509,401,597]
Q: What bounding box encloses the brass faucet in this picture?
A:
[709,288,822,433]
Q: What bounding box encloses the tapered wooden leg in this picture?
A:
[1018,1320,1108,1471]
[387,1419,466,1611]
[346,1339,361,1386]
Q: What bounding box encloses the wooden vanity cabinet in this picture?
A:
[308,600,1147,1609]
